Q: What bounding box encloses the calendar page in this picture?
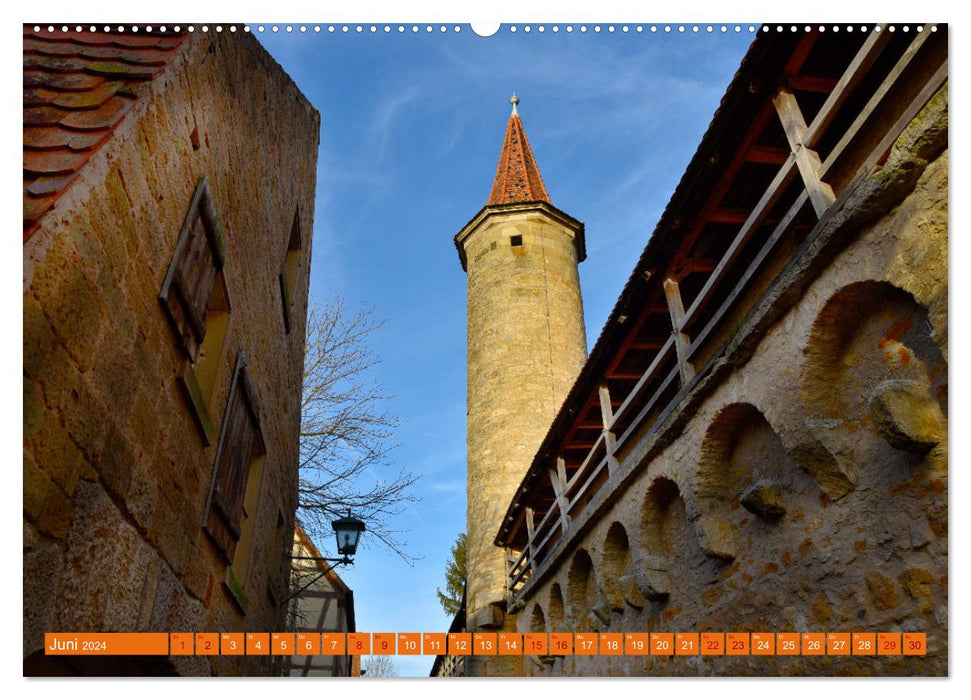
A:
[22,6,949,687]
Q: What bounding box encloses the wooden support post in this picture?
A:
[598,384,620,476]
[663,277,696,384]
[549,460,571,533]
[525,508,538,569]
[772,88,836,217]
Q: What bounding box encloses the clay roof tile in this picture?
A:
[487,100,551,206]
[22,25,189,241]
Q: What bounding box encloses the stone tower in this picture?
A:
[455,95,588,647]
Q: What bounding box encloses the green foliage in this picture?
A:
[436,532,466,617]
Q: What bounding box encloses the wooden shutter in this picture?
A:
[160,177,225,361]
[205,355,264,563]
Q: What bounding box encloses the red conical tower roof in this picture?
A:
[487,94,551,206]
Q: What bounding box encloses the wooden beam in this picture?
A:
[679,258,719,274]
[629,339,663,350]
[606,371,643,380]
[525,508,538,570]
[786,74,838,94]
[549,460,572,533]
[745,144,790,165]
[804,24,892,148]
[663,277,695,384]
[598,384,620,475]
[707,208,751,225]
[818,26,935,181]
[687,191,810,361]
[680,154,799,333]
[773,88,836,217]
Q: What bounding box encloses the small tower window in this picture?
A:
[510,235,523,247]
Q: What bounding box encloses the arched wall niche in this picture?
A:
[802,280,946,472]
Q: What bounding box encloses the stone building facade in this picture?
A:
[462,27,948,676]
[23,26,319,675]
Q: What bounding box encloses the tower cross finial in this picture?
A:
[510,91,519,115]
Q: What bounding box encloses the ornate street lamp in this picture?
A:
[283,512,366,604]
[332,512,367,562]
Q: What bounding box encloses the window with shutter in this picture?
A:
[204,353,266,566]
[160,176,232,445]
[279,209,302,334]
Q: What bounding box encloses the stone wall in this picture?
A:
[514,88,947,677]
[459,204,588,626]
[23,31,319,676]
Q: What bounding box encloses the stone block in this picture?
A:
[617,573,645,609]
[633,558,670,602]
[696,515,735,561]
[865,572,900,611]
[97,421,135,501]
[591,600,612,626]
[23,293,57,381]
[23,377,43,441]
[23,452,73,539]
[869,380,943,454]
[30,412,84,497]
[740,479,786,521]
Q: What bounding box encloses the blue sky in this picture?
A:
[257,25,753,677]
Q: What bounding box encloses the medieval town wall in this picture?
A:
[515,88,947,677]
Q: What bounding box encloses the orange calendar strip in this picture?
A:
[473,632,498,655]
[524,632,548,655]
[827,633,851,656]
[271,633,294,656]
[751,632,774,655]
[44,633,169,656]
[625,633,649,656]
[853,632,876,655]
[549,633,573,655]
[296,632,319,656]
[777,632,800,656]
[448,632,471,656]
[499,632,522,655]
[802,632,825,656]
[170,633,193,656]
[903,633,926,656]
[321,633,345,655]
[878,632,901,656]
[574,632,598,655]
[220,632,244,656]
[347,633,371,656]
[726,633,749,656]
[701,632,725,656]
[195,633,218,656]
[373,633,396,655]
[41,631,931,657]
[398,633,422,655]
[246,633,269,655]
[676,632,698,656]
[423,633,447,655]
[600,633,623,655]
[651,632,674,656]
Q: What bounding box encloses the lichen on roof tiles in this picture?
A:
[22,25,189,241]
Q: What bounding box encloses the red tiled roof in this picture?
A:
[486,110,551,206]
[23,26,189,241]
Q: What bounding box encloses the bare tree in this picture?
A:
[362,654,397,677]
[298,294,420,562]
